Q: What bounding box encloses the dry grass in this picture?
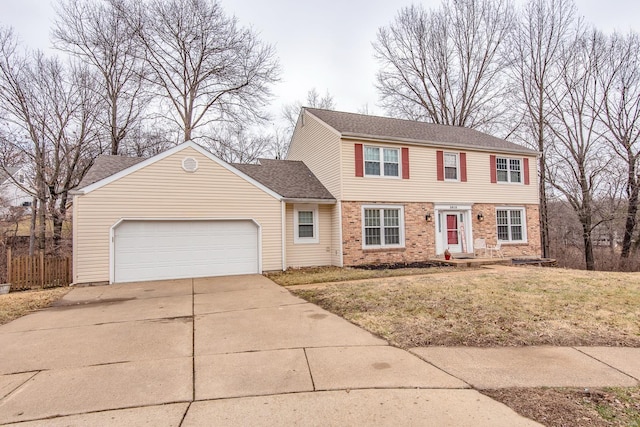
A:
[291,266,640,348]
[0,287,70,325]
[265,265,457,287]
[483,387,640,427]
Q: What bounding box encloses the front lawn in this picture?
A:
[290,266,640,348]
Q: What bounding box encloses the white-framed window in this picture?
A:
[294,204,319,244]
[444,152,459,181]
[496,157,522,183]
[364,146,400,177]
[496,207,527,243]
[362,205,405,248]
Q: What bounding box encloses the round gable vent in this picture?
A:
[182,157,198,172]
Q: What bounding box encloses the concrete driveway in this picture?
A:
[0,275,539,426]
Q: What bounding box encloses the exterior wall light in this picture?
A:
[425,213,432,222]
[477,212,484,222]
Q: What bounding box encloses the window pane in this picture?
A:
[385,227,400,244]
[445,167,457,180]
[298,211,313,225]
[511,170,521,183]
[496,210,508,225]
[510,210,522,225]
[496,158,507,170]
[365,161,380,175]
[384,163,398,176]
[384,209,399,227]
[298,224,314,238]
[511,226,522,241]
[364,209,380,227]
[365,228,381,245]
[383,149,398,163]
[444,153,457,167]
[497,226,509,240]
[364,147,379,161]
[509,159,521,171]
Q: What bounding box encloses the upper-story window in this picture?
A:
[364,146,399,177]
[496,157,522,183]
[444,153,459,181]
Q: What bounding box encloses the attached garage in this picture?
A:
[113,219,259,283]
[72,141,335,285]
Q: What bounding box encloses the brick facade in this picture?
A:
[342,201,541,265]
[473,203,541,258]
[342,201,436,265]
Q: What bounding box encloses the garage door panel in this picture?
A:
[114,220,259,283]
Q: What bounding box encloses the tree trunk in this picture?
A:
[620,161,638,258]
[538,114,550,258]
[28,196,37,256]
[582,217,595,271]
[37,196,46,252]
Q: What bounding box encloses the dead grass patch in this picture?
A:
[483,387,640,427]
[291,266,640,347]
[0,288,70,325]
[265,265,457,287]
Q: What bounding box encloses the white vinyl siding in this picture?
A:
[362,205,404,248]
[286,111,342,199]
[496,207,527,243]
[285,204,333,268]
[342,141,538,205]
[73,147,283,284]
[497,157,522,184]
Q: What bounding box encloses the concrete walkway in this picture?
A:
[0,275,637,426]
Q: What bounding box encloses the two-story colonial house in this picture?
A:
[286,108,541,265]
[71,108,540,285]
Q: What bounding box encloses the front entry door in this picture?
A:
[443,212,463,253]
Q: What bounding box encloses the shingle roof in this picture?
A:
[234,159,335,200]
[305,108,538,155]
[77,155,146,189]
[77,152,335,201]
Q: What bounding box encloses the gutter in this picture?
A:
[282,198,336,205]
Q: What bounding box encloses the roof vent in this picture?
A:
[182,157,198,172]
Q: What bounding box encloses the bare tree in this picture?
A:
[204,125,271,164]
[373,0,515,129]
[594,32,640,259]
[508,0,577,258]
[53,0,150,155]
[546,28,610,270]
[132,0,280,142]
[282,88,335,130]
[0,28,102,250]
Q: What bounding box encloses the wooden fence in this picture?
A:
[6,248,72,290]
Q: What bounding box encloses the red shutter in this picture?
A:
[460,152,467,182]
[355,144,363,177]
[490,155,497,183]
[436,150,444,181]
[401,147,409,179]
[523,157,530,185]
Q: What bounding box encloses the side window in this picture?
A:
[294,205,319,244]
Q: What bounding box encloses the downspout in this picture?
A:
[281,200,286,271]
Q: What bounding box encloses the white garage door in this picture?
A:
[113,220,259,283]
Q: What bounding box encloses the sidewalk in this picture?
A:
[411,346,640,389]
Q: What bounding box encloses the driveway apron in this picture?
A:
[0,275,540,426]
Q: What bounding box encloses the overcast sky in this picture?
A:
[1,0,640,122]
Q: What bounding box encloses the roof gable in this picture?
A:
[75,141,282,200]
[0,166,23,185]
[305,108,537,155]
